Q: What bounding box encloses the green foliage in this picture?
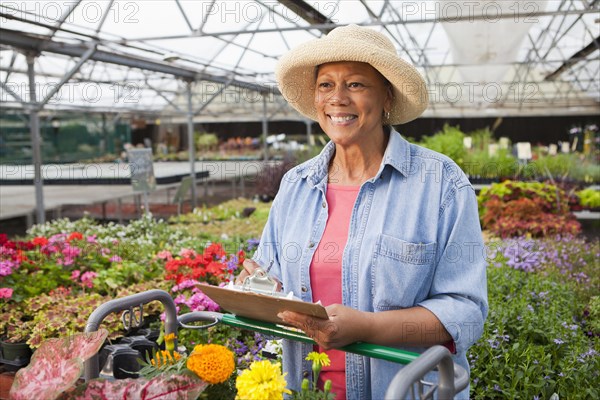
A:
[470,265,600,399]
[196,132,219,151]
[25,291,122,348]
[576,188,600,209]
[93,260,159,295]
[585,296,600,336]
[6,260,71,300]
[418,124,467,169]
[169,199,271,246]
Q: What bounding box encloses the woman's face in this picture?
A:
[314,61,392,147]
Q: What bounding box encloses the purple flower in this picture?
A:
[553,338,564,345]
[109,255,122,263]
[246,238,260,252]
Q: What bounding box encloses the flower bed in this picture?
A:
[1,198,599,398]
[471,235,600,398]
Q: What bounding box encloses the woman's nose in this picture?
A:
[327,87,350,105]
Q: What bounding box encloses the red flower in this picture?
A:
[0,233,9,245]
[67,232,84,242]
[237,250,246,265]
[32,237,49,246]
[206,261,225,277]
[203,243,225,260]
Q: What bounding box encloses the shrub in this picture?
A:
[419,124,467,169]
[478,181,581,237]
[576,188,600,210]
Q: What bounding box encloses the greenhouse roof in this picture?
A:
[1,0,599,121]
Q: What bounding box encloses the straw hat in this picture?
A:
[275,24,429,125]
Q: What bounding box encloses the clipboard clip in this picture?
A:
[242,267,279,296]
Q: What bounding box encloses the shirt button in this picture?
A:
[322,201,326,208]
[303,370,309,378]
[308,242,315,248]
[301,286,308,293]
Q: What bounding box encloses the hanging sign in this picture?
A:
[128,148,156,193]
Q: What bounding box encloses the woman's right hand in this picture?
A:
[234,259,262,285]
[234,259,282,291]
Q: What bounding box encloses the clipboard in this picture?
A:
[198,284,329,326]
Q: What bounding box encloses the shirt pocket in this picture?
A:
[372,234,437,311]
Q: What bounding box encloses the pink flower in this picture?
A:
[80,271,97,288]
[109,255,122,263]
[62,245,81,259]
[0,288,13,299]
[70,270,81,280]
[179,248,197,258]
[0,260,16,276]
[173,294,187,305]
[156,250,173,261]
[186,292,219,312]
[86,235,98,243]
[101,248,111,257]
[171,279,200,292]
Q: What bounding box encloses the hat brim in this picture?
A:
[276,33,429,125]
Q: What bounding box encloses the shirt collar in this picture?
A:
[298,128,412,187]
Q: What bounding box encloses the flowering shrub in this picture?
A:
[161,243,243,285]
[478,181,581,237]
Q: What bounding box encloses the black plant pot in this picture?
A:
[0,340,32,371]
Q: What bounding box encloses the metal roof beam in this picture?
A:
[545,35,600,80]
[0,28,276,93]
[277,0,335,33]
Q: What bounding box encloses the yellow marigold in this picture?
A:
[306,352,330,369]
[235,360,291,400]
[150,350,181,367]
[186,344,235,384]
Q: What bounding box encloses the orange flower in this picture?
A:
[186,344,235,384]
[150,350,181,367]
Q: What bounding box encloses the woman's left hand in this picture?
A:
[278,304,369,350]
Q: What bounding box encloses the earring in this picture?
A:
[384,111,390,121]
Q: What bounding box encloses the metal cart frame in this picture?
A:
[84,289,468,399]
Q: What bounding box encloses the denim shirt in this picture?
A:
[252,130,488,399]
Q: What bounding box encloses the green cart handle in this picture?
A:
[219,313,420,365]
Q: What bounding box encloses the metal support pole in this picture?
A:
[305,119,313,147]
[262,93,268,161]
[27,55,45,224]
[186,81,197,209]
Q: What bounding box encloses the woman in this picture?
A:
[238,24,488,399]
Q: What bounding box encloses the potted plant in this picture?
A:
[0,302,34,369]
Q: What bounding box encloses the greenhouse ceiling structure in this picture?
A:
[1,0,599,122]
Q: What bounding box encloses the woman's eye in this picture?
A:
[318,82,332,89]
[348,82,364,88]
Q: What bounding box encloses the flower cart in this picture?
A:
[79,289,468,399]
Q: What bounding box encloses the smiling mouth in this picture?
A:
[328,114,357,124]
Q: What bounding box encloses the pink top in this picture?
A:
[310,183,360,400]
